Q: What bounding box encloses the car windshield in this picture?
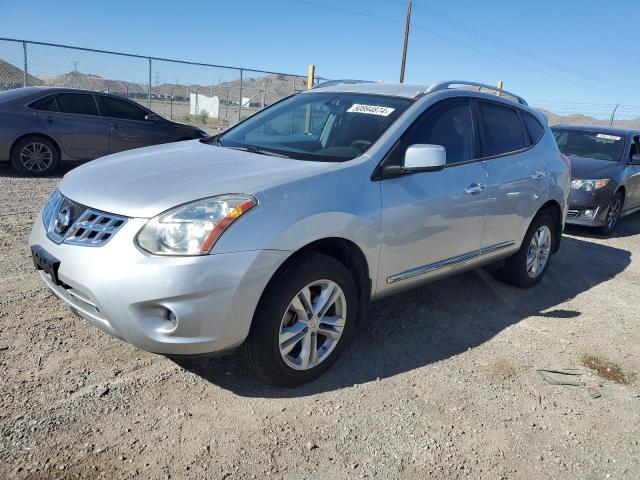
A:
[552,128,626,162]
[212,92,412,162]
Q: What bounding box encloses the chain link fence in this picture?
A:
[0,38,323,134]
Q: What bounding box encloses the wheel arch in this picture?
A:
[10,132,62,160]
[257,237,372,325]
[536,199,563,253]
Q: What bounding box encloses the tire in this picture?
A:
[598,191,623,236]
[10,135,60,176]
[501,212,556,289]
[241,253,358,387]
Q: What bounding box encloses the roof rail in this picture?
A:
[312,79,376,89]
[424,80,528,106]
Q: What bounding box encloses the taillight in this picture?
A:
[560,154,572,176]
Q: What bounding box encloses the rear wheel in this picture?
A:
[241,253,357,387]
[500,212,556,289]
[10,136,60,176]
[598,191,623,236]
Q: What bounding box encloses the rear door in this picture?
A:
[476,100,547,254]
[378,97,488,290]
[36,93,110,160]
[95,95,176,153]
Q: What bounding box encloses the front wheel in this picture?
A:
[500,212,556,289]
[598,192,623,236]
[241,253,358,387]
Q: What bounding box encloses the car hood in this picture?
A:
[58,140,334,217]
[568,155,621,180]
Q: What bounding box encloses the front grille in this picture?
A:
[44,189,127,247]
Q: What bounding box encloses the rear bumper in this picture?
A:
[29,215,289,355]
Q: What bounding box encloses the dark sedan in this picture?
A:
[0,87,207,176]
[552,124,640,234]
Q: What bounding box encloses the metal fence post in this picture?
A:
[238,69,243,122]
[22,41,28,87]
[609,104,619,127]
[148,58,152,108]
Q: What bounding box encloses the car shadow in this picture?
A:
[0,162,79,179]
[565,211,640,239]
[174,235,631,398]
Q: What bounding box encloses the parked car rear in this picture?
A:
[0,87,207,176]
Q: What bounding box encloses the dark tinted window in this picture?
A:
[522,111,544,144]
[403,98,474,164]
[56,93,99,116]
[478,102,526,157]
[30,95,58,112]
[96,96,148,121]
[630,136,640,158]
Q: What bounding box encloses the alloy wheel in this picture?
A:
[278,279,347,370]
[526,225,551,279]
[606,197,621,231]
[20,142,53,173]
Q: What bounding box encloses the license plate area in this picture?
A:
[31,245,61,286]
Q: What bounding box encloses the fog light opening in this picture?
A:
[582,209,596,219]
[159,307,178,332]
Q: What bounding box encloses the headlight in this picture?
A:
[570,179,610,192]
[136,194,256,256]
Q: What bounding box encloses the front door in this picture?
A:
[379,98,488,292]
[95,95,175,153]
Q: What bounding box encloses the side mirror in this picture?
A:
[145,113,163,123]
[631,154,640,165]
[403,144,446,172]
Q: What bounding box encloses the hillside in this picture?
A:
[0,59,43,88]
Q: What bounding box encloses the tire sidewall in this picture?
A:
[507,213,555,288]
[599,192,623,235]
[10,136,60,177]
[247,253,358,387]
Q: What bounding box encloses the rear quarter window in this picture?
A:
[522,111,544,144]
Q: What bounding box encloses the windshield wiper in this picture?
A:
[228,145,292,159]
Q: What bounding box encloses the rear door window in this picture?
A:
[56,93,99,116]
[478,101,526,157]
[96,96,149,121]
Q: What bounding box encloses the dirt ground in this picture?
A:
[1,162,639,479]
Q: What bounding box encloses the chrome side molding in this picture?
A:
[387,241,515,284]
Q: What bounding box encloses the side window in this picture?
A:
[478,102,526,157]
[630,135,640,158]
[56,93,99,116]
[30,95,58,112]
[403,98,475,165]
[96,96,148,121]
[522,111,544,145]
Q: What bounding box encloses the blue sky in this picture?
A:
[1,0,638,114]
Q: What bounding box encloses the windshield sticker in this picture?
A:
[596,134,622,141]
[347,104,395,116]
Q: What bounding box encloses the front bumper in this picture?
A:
[565,186,614,227]
[29,216,289,355]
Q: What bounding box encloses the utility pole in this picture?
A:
[399,0,412,83]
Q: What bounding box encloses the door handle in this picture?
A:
[465,183,487,195]
[531,170,546,180]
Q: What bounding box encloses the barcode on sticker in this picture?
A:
[596,134,621,141]
[347,104,395,116]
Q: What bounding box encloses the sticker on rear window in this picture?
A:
[347,104,395,116]
[596,134,621,141]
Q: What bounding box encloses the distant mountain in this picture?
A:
[0,59,43,88]
[537,109,640,130]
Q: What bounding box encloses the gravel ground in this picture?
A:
[0,163,639,479]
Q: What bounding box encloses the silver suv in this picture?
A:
[30,81,570,386]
